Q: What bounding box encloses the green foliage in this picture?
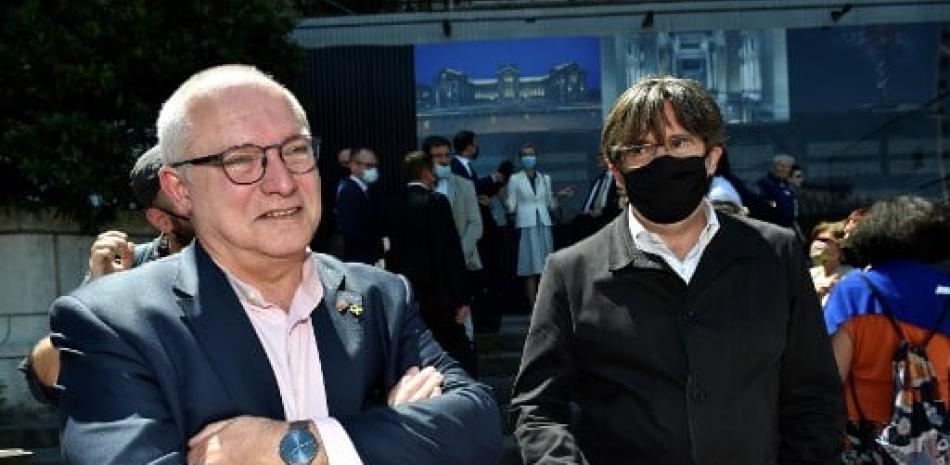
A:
[0,0,302,230]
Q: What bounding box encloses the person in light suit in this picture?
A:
[426,135,483,272]
[49,64,501,465]
[505,143,573,309]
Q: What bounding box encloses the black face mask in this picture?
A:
[623,154,711,224]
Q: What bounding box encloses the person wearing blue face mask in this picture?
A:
[505,143,574,310]
[337,147,385,265]
[426,135,483,347]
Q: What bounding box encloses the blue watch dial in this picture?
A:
[279,428,317,465]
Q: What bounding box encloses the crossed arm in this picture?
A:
[51,288,501,465]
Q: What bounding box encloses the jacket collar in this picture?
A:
[607,207,666,272]
[176,242,356,419]
[176,242,285,419]
[607,207,764,284]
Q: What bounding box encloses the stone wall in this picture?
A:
[0,208,152,410]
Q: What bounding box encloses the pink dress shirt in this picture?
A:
[222,256,364,465]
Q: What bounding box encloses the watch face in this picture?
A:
[279,429,317,465]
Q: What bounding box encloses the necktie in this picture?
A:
[585,173,605,212]
[595,172,612,210]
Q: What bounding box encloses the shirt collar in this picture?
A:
[628,199,720,257]
[455,155,472,169]
[349,175,368,192]
[408,181,429,190]
[435,178,450,196]
[220,252,323,323]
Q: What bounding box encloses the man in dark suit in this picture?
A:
[451,130,512,331]
[570,152,620,244]
[451,129,503,196]
[387,151,476,375]
[510,76,843,465]
[49,65,501,465]
[756,153,798,229]
[336,148,384,265]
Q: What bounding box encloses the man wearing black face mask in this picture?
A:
[511,76,844,465]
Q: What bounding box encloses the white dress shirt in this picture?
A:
[627,199,720,283]
[222,257,364,465]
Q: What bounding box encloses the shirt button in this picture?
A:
[691,389,709,402]
[680,311,697,326]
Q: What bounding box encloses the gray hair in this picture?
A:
[156,64,309,165]
[773,153,795,166]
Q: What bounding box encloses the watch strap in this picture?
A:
[289,420,310,432]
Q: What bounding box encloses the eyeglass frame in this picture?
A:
[169,134,320,185]
[609,134,704,169]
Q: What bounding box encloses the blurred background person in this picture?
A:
[452,129,511,330]
[824,196,949,459]
[505,143,573,310]
[708,174,748,216]
[482,159,517,326]
[337,147,385,265]
[387,150,477,374]
[20,145,193,405]
[843,206,870,237]
[571,151,620,243]
[714,149,770,220]
[808,221,852,305]
[757,153,798,231]
[427,135,483,340]
[789,164,805,190]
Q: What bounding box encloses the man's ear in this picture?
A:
[144,207,174,234]
[705,146,723,177]
[159,166,192,217]
[607,160,624,188]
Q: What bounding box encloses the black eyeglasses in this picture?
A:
[610,135,701,169]
[170,135,319,185]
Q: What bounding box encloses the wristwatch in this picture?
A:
[278,421,319,465]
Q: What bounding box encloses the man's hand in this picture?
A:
[30,336,60,388]
[455,305,470,325]
[88,230,135,280]
[187,416,327,465]
[477,194,492,206]
[387,366,444,407]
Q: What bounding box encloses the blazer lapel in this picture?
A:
[311,255,364,417]
[177,243,284,420]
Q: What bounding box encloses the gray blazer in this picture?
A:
[50,241,502,465]
[443,174,483,270]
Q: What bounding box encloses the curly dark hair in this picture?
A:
[841,195,949,267]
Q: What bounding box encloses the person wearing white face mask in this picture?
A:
[337,147,384,264]
[505,143,574,310]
